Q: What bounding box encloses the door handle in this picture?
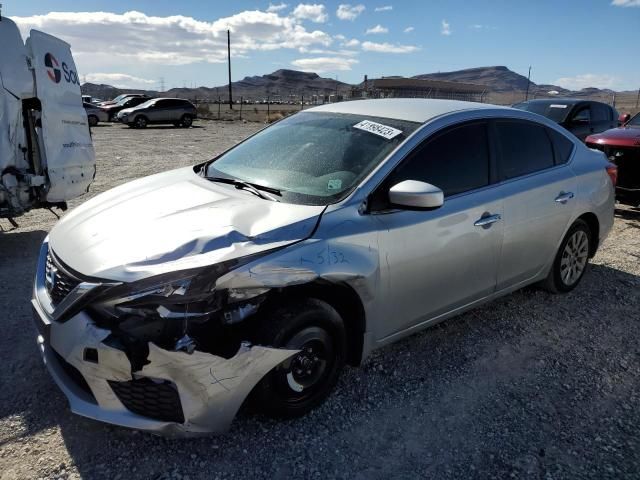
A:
[474,213,502,227]
[555,192,574,204]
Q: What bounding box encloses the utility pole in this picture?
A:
[227,29,233,110]
[524,66,531,101]
[636,88,640,109]
[159,77,165,93]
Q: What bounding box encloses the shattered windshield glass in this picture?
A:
[206,111,420,205]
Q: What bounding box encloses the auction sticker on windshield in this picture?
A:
[550,104,568,109]
[353,120,402,140]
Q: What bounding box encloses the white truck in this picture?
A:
[0,16,95,226]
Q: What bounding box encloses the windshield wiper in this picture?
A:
[206,177,281,201]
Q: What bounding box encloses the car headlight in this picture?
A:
[95,259,242,319]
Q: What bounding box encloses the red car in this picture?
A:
[586,113,640,207]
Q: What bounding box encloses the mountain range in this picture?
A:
[81,66,628,101]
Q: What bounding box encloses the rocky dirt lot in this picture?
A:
[1,120,639,480]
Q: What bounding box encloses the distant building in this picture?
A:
[351,76,487,102]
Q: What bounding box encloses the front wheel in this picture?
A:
[134,116,148,128]
[250,298,346,418]
[180,114,193,128]
[542,219,592,293]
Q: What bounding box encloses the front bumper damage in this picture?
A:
[32,244,297,437]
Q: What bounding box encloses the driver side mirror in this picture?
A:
[618,113,631,126]
[388,180,444,210]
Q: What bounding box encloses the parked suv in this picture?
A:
[117,98,197,128]
[512,99,619,141]
[101,95,150,121]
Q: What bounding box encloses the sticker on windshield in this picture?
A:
[550,104,568,108]
[353,120,402,140]
[327,179,342,190]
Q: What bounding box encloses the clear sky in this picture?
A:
[7,0,640,91]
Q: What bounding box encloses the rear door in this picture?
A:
[492,120,577,290]
[590,102,616,134]
[27,30,95,202]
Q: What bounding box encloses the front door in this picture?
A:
[371,121,503,340]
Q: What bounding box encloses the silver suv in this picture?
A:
[32,99,615,436]
[117,97,197,128]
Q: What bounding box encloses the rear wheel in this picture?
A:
[88,115,98,127]
[134,115,148,128]
[250,298,346,418]
[542,219,592,293]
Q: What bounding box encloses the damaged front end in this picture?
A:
[32,239,297,436]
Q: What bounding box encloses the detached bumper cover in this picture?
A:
[32,242,297,437]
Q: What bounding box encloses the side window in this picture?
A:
[387,122,490,198]
[495,121,554,180]
[571,106,591,124]
[547,128,575,165]
[591,103,610,122]
[154,100,169,108]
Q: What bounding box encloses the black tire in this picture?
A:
[180,114,193,128]
[88,115,98,127]
[250,298,346,418]
[542,219,592,293]
[134,115,148,128]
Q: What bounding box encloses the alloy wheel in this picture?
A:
[560,230,589,286]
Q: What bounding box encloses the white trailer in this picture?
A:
[0,16,95,224]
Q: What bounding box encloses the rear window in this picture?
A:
[513,102,569,123]
[496,121,555,180]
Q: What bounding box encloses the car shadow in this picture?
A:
[117,125,205,130]
[615,206,640,224]
[17,262,631,478]
[0,229,60,446]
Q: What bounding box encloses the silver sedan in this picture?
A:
[32,99,615,435]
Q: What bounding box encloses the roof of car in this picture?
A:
[307,98,506,123]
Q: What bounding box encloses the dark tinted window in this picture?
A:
[572,106,590,123]
[547,128,574,165]
[388,122,490,197]
[591,103,611,122]
[496,121,554,180]
[512,101,570,123]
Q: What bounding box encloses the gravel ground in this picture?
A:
[1,120,639,480]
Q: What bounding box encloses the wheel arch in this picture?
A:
[575,211,600,257]
[264,280,367,367]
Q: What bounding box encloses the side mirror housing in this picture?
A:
[389,180,444,210]
[618,113,631,126]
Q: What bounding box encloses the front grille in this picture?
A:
[108,378,185,423]
[45,252,81,306]
[51,348,96,402]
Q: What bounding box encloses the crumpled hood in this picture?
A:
[49,167,325,282]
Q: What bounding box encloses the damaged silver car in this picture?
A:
[32,99,615,436]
